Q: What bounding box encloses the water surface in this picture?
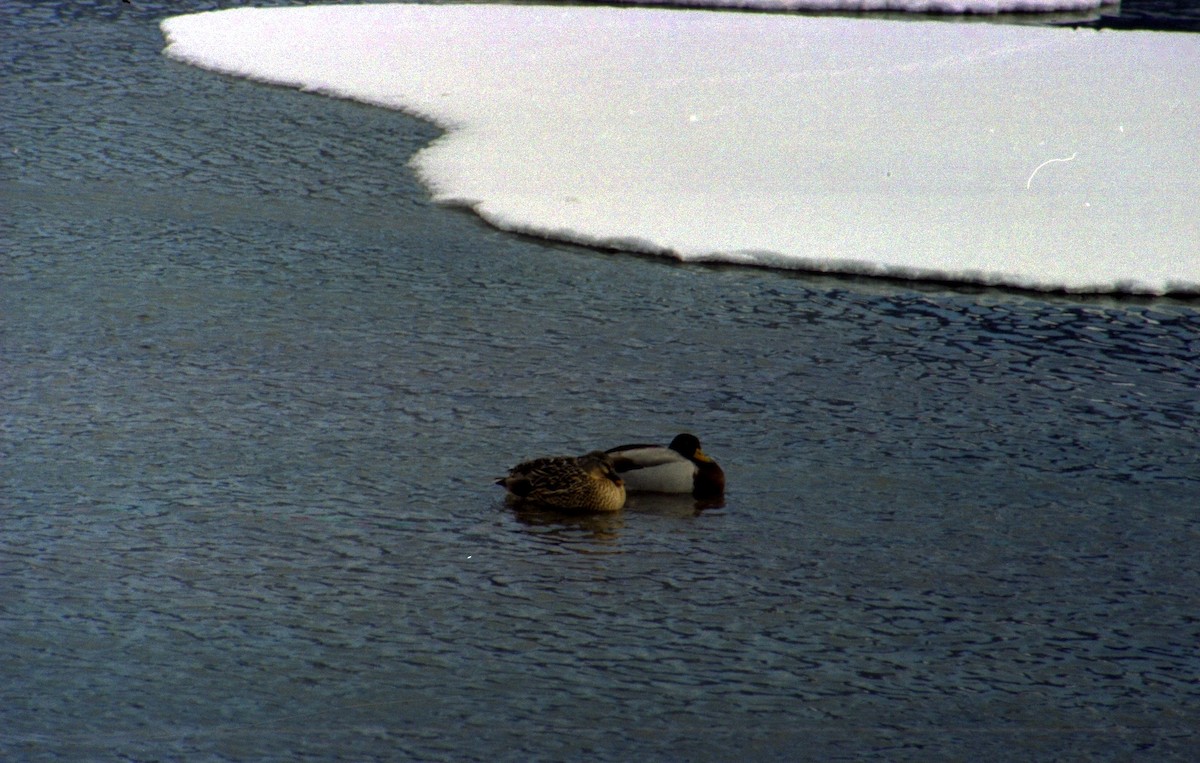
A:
[3,1,1198,760]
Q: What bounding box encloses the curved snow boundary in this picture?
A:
[608,0,1113,14]
[162,5,1200,294]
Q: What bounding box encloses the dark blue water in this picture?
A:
[3,1,1198,760]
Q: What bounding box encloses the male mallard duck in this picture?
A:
[496,451,626,512]
[606,433,725,499]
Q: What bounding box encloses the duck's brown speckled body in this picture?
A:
[497,451,626,512]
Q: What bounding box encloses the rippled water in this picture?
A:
[4,1,1199,760]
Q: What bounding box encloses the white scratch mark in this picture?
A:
[1026,151,1078,190]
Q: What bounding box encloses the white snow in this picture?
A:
[608,0,1114,14]
[161,4,1200,294]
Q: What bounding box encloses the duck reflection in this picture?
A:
[622,492,725,516]
[505,492,723,550]
[507,502,626,549]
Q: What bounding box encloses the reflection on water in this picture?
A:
[624,493,725,516]
[507,493,721,550]
[3,1,1199,760]
[508,504,628,550]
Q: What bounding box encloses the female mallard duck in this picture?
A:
[606,433,725,499]
[496,451,626,512]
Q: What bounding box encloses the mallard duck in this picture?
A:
[496,451,626,512]
[606,433,725,499]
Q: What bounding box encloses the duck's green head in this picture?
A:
[669,433,711,462]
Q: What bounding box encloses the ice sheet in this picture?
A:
[161,5,1200,294]
[608,0,1112,13]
